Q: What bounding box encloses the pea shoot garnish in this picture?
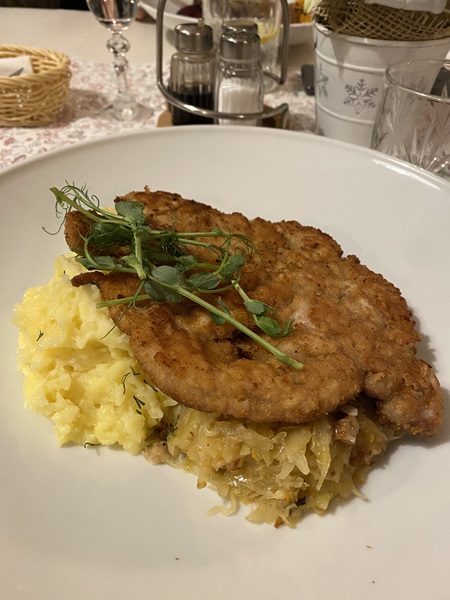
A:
[49,184,303,371]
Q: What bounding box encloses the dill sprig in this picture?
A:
[49,184,303,371]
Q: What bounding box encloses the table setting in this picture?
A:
[1,3,450,600]
[0,4,317,171]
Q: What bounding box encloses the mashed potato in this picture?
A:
[14,255,174,455]
[14,255,395,526]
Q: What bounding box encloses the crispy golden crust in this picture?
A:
[68,190,443,435]
[65,210,91,252]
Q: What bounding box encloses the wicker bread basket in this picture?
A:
[0,45,71,127]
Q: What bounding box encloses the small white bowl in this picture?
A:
[140,0,313,46]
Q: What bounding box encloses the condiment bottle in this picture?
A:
[221,19,272,90]
[215,30,264,126]
[169,20,215,125]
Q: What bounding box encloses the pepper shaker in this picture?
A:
[169,20,215,125]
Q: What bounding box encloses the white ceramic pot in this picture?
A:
[313,22,450,146]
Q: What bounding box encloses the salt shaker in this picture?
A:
[169,20,215,125]
[215,30,264,126]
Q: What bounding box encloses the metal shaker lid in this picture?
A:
[219,30,261,61]
[222,19,258,35]
[174,19,214,53]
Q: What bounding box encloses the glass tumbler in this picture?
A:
[371,58,450,180]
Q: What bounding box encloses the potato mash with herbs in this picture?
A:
[14,255,174,456]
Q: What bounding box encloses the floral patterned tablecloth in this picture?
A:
[0,58,316,172]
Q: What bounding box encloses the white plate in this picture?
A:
[140,0,313,46]
[1,127,449,600]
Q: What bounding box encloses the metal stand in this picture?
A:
[156,0,291,126]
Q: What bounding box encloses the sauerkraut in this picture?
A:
[146,401,396,527]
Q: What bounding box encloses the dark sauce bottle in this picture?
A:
[171,86,214,125]
[169,21,215,125]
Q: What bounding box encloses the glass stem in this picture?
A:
[106,31,138,120]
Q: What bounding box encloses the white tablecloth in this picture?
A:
[0,58,316,171]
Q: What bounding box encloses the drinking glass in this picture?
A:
[371,58,450,180]
[87,0,152,121]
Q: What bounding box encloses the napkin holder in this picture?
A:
[155,0,291,126]
[0,45,71,128]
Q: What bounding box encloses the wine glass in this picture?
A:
[86,0,152,121]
